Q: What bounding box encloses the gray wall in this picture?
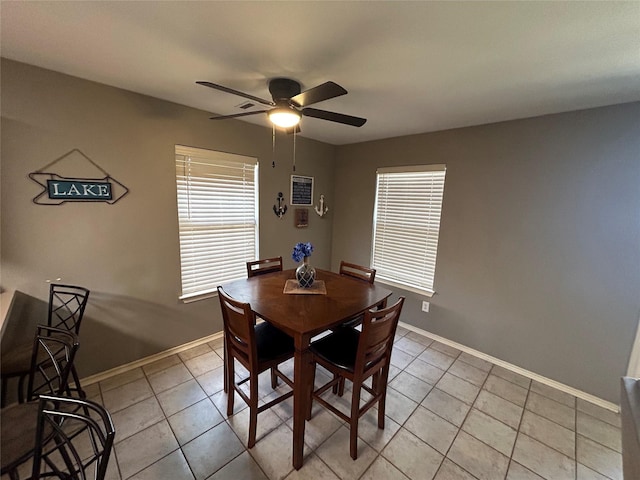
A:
[3,59,639,403]
[332,103,640,403]
[1,59,336,376]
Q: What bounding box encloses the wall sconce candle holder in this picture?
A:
[314,194,329,217]
[273,192,288,219]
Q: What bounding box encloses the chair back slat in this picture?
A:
[218,287,257,365]
[48,284,90,334]
[339,261,376,284]
[355,298,404,373]
[27,326,79,401]
[247,257,283,278]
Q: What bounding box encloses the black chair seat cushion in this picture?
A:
[255,322,294,363]
[310,327,360,372]
[1,342,33,376]
[341,314,364,329]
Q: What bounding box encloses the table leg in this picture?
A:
[292,334,312,470]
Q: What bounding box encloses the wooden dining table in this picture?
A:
[221,268,393,470]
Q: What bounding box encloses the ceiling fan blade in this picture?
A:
[197,81,274,107]
[302,108,367,127]
[209,110,268,120]
[290,81,347,107]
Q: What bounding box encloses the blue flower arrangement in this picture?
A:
[292,242,313,263]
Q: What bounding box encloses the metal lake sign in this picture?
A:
[47,179,112,200]
[31,173,128,205]
[29,149,129,205]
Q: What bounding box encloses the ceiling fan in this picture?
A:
[196,78,367,130]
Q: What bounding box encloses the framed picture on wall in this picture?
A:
[291,175,313,206]
[295,208,309,228]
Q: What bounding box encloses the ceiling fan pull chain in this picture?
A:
[292,129,296,172]
[272,124,276,168]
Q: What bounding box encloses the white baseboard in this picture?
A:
[398,321,619,413]
[80,331,224,386]
[80,324,619,413]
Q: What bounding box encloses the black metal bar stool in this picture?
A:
[1,326,79,479]
[1,284,89,407]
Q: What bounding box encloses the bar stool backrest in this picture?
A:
[32,394,115,480]
[26,325,79,402]
[48,284,90,334]
[355,298,404,375]
[218,287,258,367]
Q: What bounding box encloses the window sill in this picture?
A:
[179,290,218,304]
[375,278,435,298]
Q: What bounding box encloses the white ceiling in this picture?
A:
[2,1,639,145]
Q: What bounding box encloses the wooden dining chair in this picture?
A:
[1,283,90,407]
[221,257,284,394]
[31,394,115,480]
[337,261,379,329]
[223,256,283,393]
[307,297,405,460]
[339,261,376,284]
[1,326,80,479]
[246,256,283,277]
[217,286,295,448]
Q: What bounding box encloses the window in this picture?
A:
[371,165,446,296]
[175,145,258,300]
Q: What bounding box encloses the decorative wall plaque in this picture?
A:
[295,208,309,228]
[291,175,313,206]
[29,149,129,205]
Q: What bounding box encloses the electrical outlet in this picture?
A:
[421,301,430,313]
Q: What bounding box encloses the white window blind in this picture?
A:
[372,165,446,296]
[175,145,258,300]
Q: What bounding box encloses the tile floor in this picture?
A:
[8,327,624,480]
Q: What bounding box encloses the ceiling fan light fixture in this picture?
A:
[268,107,301,128]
